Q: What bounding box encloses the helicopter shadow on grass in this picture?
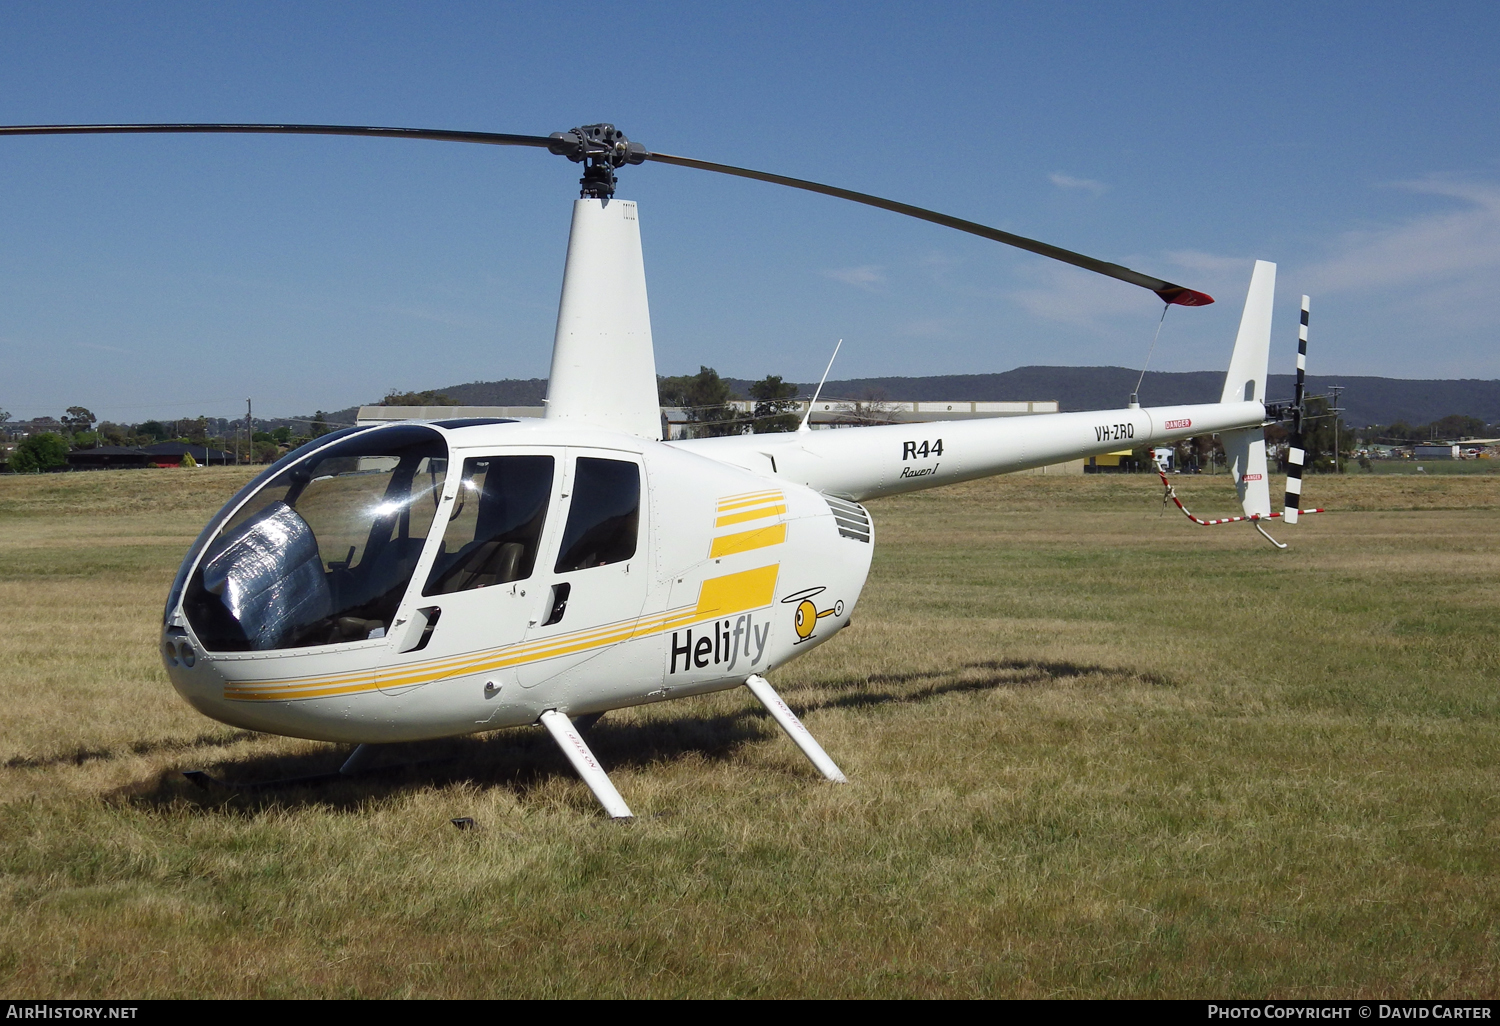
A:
[8,728,262,771]
[124,709,770,814]
[123,658,1167,814]
[804,658,1177,714]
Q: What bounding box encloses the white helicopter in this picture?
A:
[2,122,1312,818]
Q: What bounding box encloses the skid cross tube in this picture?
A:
[539,710,634,819]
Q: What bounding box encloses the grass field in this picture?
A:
[1,466,1498,998]
[1362,459,1500,475]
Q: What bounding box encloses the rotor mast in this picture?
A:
[538,127,662,439]
[547,124,648,199]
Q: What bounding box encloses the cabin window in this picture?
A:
[425,455,554,595]
[555,457,640,573]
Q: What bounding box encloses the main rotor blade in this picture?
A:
[0,123,554,150]
[646,151,1213,307]
[0,122,1214,306]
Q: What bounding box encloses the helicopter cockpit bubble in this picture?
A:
[179,424,449,652]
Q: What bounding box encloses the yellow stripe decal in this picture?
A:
[224,565,781,702]
[709,523,786,558]
[225,609,694,700]
[716,489,783,512]
[693,564,779,619]
[715,503,786,527]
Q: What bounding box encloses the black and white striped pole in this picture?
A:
[1283,296,1310,524]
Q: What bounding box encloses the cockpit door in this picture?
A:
[515,448,651,695]
[376,449,558,699]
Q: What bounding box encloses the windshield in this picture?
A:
[162,425,375,626]
[182,424,448,651]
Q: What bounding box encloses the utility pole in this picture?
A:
[1329,385,1345,473]
[245,398,253,466]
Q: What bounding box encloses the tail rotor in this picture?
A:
[1158,286,1325,547]
[1283,297,1310,524]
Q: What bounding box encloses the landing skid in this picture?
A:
[572,711,605,732]
[182,768,343,791]
[182,744,453,791]
[184,684,846,810]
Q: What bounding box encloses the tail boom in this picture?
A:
[678,399,1264,501]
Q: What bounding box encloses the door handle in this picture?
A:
[543,583,570,626]
[396,606,441,653]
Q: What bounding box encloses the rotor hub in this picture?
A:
[547,124,649,199]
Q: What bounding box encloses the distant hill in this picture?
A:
[289,368,1500,430]
[288,378,550,430]
[417,378,550,407]
[732,369,1500,428]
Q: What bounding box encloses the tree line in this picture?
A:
[1358,414,1492,445]
[657,368,802,436]
[12,377,1487,475]
[1,404,339,472]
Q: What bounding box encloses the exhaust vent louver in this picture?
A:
[823,495,871,543]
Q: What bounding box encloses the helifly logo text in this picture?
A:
[671,614,770,674]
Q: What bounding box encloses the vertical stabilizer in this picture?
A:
[1220,260,1275,518]
[1221,260,1276,406]
[1222,428,1271,518]
[545,199,662,439]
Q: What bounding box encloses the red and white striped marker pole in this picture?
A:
[1158,467,1323,529]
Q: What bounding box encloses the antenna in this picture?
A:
[799,339,843,433]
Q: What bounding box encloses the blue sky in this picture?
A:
[1,1,1497,422]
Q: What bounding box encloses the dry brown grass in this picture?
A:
[1,466,1497,997]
